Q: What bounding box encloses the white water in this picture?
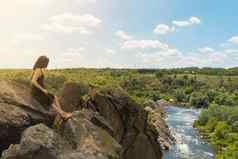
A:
[163,106,214,159]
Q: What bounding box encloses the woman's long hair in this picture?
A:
[33,56,49,70]
[31,56,49,79]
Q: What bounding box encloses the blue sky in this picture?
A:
[1,0,238,68]
[108,0,238,50]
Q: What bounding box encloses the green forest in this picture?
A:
[1,67,238,159]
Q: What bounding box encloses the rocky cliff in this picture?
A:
[0,80,172,159]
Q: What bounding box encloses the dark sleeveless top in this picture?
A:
[31,70,54,110]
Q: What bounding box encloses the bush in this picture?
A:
[189,92,209,108]
[216,143,238,159]
[184,86,193,95]
[214,93,235,106]
[195,104,238,159]
[197,109,210,126]
[207,89,217,102]
[174,89,187,102]
[212,122,231,140]
[155,72,164,79]
[205,117,218,133]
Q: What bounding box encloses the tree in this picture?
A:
[174,89,187,102]
[189,92,209,108]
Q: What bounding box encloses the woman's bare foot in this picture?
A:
[62,112,72,121]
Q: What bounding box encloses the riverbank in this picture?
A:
[163,106,214,159]
[144,100,175,150]
[193,104,238,159]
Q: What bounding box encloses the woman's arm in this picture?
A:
[31,68,48,94]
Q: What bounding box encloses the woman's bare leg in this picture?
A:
[53,96,72,120]
[52,103,66,118]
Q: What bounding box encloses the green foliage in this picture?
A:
[1,68,238,158]
[155,71,164,79]
[196,109,210,126]
[214,92,235,106]
[212,122,231,140]
[205,117,218,133]
[206,89,217,102]
[195,104,238,158]
[1,68,238,107]
[215,143,238,159]
[189,92,209,108]
[174,89,187,102]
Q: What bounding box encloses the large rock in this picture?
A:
[1,124,64,159]
[0,81,165,159]
[144,100,175,150]
[59,82,88,112]
[2,110,121,159]
[60,110,121,159]
[85,87,163,159]
[0,80,54,154]
[157,99,170,108]
[0,103,30,155]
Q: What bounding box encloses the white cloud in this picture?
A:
[0,47,50,68]
[122,40,169,50]
[173,16,201,27]
[153,24,175,35]
[41,13,102,34]
[105,49,116,55]
[228,36,238,44]
[12,0,96,6]
[74,0,97,4]
[115,30,133,40]
[0,0,236,69]
[190,17,201,24]
[12,33,44,45]
[137,49,179,60]
[225,49,238,53]
[134,49,182,68]
[0,0,105,69]
[177,49,227,67]
[13,0,54,6]
[198,47,215,53]
[130,44,238,68]
[55,48,85,67]
[62,48,85,57]
[153,16,200,35]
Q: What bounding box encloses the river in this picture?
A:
[163,106,214,159]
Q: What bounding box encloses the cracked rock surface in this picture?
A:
[0,81,166,159]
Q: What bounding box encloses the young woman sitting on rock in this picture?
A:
[31,55,72,120]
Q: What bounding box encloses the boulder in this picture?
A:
[1,124,64,159]
[0,80,54,154]
[157,99,170,108]
[2,110,121,159]
[0,103,30,156]
[0,81,165,159]
[85,87,163,159]
[59,82,88,112]
[60,110,121,159]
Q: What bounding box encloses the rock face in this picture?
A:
[2,124,62,159]
[157,99,170,108]
[144,100,175,150]
[59,82,87,112]
[0,80,54,154]
[85,88,163,159]
[59,110,121,159]
[0,81,165,159]
[2,110,121,159]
